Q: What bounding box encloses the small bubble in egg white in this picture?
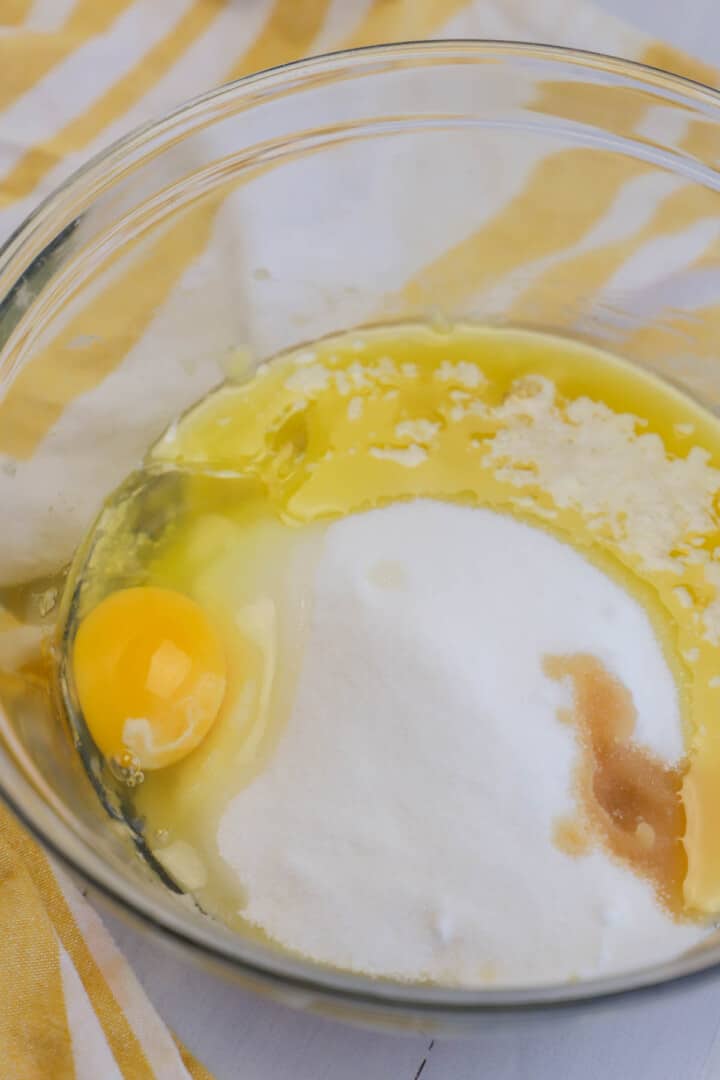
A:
[109,750,145,788]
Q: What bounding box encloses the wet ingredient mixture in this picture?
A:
[63,325,720,986]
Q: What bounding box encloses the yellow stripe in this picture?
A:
[530,78,657,142]
[340,0,472,48]
[397,149,649,314]
[0,0,629,461]
[689,242,720,271]
[0,0,474,455]
[0,0,138,112]
[623,296,720,372]
[174,1034,214,1080]
[640,44,720,172]
[642,43,719,88]
[681,118,720,172]
[0,816,75,1079]
[0,201,219,458]
[505,53,720,345]
[618,296,720,425]
[1,0,32,28]
[611,41,720,392]
[0,0,333,458]
[1,148,643,461]
[0,0,228,207]
[394,67,685,315]
[507,181,720,326]
[225,0,333,81]
[1,806,156,1080]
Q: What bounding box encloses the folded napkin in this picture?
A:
[0,804,212,1078]
[0,1,716,1076]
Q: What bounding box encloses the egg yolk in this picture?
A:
[72,587,226,770]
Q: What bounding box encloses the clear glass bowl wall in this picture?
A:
[1,42,720,1030]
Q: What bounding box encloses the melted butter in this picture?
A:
[544,654,687,914]
[62,323,720,920]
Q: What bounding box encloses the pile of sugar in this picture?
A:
[217,500,706,985]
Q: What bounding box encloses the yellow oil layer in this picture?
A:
[78,323,720,918]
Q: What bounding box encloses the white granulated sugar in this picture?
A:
[218,501,705,986]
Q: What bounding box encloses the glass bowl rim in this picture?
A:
[3,38,720,1016]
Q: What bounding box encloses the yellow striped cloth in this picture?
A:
[0,1,717,1077]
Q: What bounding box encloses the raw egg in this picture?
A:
[72,586,226,770]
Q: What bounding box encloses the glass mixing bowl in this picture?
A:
[2,41,720,1032]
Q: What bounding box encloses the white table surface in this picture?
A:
[88,4,720,1077]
